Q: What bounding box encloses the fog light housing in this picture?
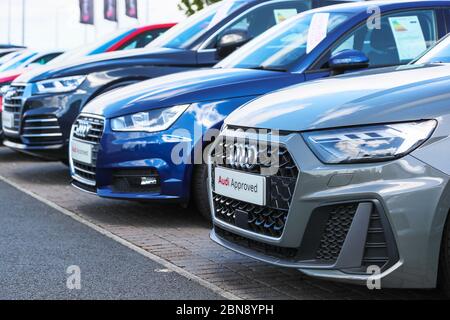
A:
[141,176,158,186]
[112,169,160,193]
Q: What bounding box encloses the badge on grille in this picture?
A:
[4,89,17,100]
[74,120,92,138]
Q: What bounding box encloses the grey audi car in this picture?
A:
[208,35,450,293]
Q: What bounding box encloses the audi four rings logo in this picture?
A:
[4,89,17,100]
[227,144,258,169]
[74,120,92,138]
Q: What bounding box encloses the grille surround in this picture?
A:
[211,133,299,238]
[70,114,105,188]
[2,84,26,133]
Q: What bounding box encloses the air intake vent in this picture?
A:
[361,211,389,269]
[316,204,358,262]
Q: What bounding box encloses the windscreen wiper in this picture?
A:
[248,65,288,72]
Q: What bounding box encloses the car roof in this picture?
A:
[136,23,177,32]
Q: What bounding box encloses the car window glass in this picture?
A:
[217,11,351,70]
[30,53,61,66]
[118,29,169,50]
[207,0,312,49]
[148,0,247,50]
[48,28,134,65]
[415,33,450,64]
[330,9,437,68]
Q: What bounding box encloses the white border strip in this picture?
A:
[0,174,240,301]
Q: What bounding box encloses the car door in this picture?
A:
[305,7,444,81]
[197,0,313,66]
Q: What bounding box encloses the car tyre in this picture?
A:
[438,213,450,297]
[192,163,212,222]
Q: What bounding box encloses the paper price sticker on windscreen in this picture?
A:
[389,16,427,61]
[306,12,330,54]
[274,9,298,24]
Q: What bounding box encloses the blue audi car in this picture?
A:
[70,1,450,219]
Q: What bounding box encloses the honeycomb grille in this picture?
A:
[212,132,298,238]
[316,204,358,261]
[213,193,288,237]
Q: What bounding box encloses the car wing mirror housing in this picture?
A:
[216,29,250,60]
[328,49,369,75]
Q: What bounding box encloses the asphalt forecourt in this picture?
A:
[0,146,443,300]
[0,168,221,300]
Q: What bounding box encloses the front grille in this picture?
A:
[316,204,358,261]
[71,115,105,187]
[3,85,25,132]
[212,134,298,238]
[22,115,63,145]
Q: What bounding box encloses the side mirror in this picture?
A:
[217,29,250,60]
[328,49,369,75]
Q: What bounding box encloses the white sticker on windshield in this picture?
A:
[388,16,427,61]
[208,1,237,29]
[274,9,298,24]
[306,13,330,54]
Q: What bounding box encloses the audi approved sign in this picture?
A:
[71,140,93,165]
[214,167,266,206]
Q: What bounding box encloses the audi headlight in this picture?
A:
[110,104,190,133]
[36,75,86,94]
[303,120,436,164]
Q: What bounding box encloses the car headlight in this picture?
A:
[302,120,437,164]
[36,75,86,94]
[110,104,190,133]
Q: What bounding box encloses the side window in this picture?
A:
[207,1,312,49]
[330,10,437,68]
[118,29,169,50]
[31,53,61,65]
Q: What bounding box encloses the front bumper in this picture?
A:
[70,114,192,203]
[2,84,88,159]
[210,127,450,289]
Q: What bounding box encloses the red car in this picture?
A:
[106,24,176,52]
[0,23,175,132]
